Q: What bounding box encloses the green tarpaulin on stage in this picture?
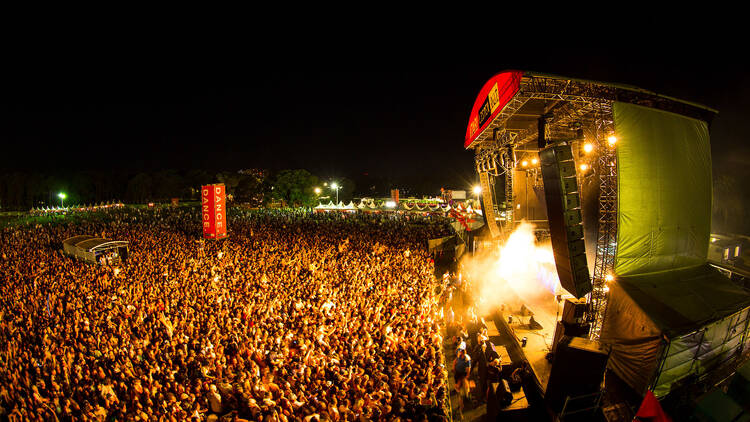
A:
[603,102,750,398]
[614,102,712,276]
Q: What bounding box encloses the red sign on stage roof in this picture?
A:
[202,184,227,240]
[464,70,523,149]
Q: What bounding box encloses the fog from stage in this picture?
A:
[461,221,562,327]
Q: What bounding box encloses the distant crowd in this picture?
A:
[0,207,453,421]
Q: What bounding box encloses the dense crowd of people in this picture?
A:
[0,207,454,421]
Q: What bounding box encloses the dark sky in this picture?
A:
[2,50,748,192]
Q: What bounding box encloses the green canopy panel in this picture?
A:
[601,265,750,397]
[614,102,712,276]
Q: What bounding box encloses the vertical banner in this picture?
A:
[202,184,228,240]
[390,189,400,204]
[213,184,227,239]
[202,185,215,239]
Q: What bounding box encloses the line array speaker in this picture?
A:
[540,145,592,298]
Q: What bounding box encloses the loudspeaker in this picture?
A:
[562,298,587,324]
[551,320,591,353]
[545,336,610,413]
[540,145,592,298]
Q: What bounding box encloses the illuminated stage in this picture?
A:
[459,70,750,420]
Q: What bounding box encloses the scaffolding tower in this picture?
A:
[588,104,617,339]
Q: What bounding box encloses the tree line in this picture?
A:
[0,169,356,211]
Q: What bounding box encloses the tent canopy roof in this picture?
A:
[63,235,129,253]
[617,265,750,338]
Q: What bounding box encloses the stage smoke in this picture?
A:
[461,221,561,317]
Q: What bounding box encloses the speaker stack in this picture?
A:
[552,298,590,353]
[540,145,592,298]
[545,336,610,413]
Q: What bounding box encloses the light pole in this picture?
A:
[58,192,67,208]
[331,183,340,204]
[472,185,481,208]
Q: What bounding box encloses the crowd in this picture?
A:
[0,207,454,421]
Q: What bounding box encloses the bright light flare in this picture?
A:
[385,201,396,208]
[466,221,561,316]
[605,273,614,282]
[330,183,338,189]
[521,160,529,168]
[607,135,617,146]
[472,185,482,195]
[58,192,67,199]
[579,163,589,172]
[314,187,321,194]
[531,158,539,165]
[583,143,594,154]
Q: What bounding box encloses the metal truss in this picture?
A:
[588,102,617,340]
[472,95,531,144]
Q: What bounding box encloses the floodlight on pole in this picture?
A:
[472,185,482,195]
[58,192,67,208]
[331,183,340,203]
[314,187,321,195]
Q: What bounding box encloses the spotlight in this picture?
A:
[472,185,482,195]
[531,158,538,165]
[583,143,594,154]
[579,163,589,172]
[607,135,617,146]
[521,160,528,168]
[605,274,614,282]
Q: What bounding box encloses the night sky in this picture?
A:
[2,50,748,193]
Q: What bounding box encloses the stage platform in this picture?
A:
[497,303,557,392]
[444,317,541,420]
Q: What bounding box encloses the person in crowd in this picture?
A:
[452,347,472,417]
[0,207,454,421]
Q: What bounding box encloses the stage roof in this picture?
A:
[465,70,718,149]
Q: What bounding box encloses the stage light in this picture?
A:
[579,163,589,172]
[521,160,528,168]
[583,143,594,154]
[607,135,617,146]
[531,158,538,165]
[472,185,482,195]
[605,273,614,282]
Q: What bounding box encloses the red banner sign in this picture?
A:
[464,70,523,149]
[390,189,400,204]
[202,184,227,240]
